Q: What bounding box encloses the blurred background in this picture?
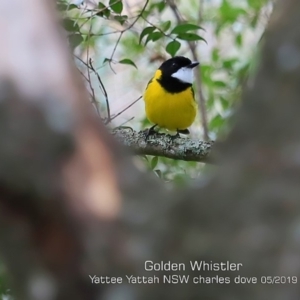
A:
[0,0,274,298]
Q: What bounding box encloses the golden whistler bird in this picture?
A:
[143,56,199,138]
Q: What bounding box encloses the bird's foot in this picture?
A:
[145,124,157,140]
[177,129,190,135]
[169,129,190,140]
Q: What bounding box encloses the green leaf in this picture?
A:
[114,15,128,25]
[214,80,227,88]
[142,155,149,162]
[237,62,251,79]
[145,31,164,45]
[154,169,162,178]
[57,3,78,11]
[166,40,181,57]
[220,0,246,23]
[85,35,97,48]
[103,58,112,64]
[151,156,158,169]
[68,4,78,10]
[247,0,266,10]
[161,20,171,32]
[212,48,219,62]
[206,95,215,110]
[156,1,166,12]
[109,0,123,14]
[171,23,204,34]
[98,2,106,9]
[119,58,137,69]
[220,96,230,110]
[235,33,242,47]
[139,26,156,44]
[223,58,238,70]
[69,34,83,49]
[250,14,259,28]
[201,64,214,86]
[209,114,225,131]
[98,2,110,18]
[177,33,206,42]
[57,2,68,10]
[63,19,79,32]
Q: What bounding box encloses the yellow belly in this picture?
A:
[143,76,197,131]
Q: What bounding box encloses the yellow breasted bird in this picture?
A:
[143,56,199,137]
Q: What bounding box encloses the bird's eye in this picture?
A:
[172,62,177,67]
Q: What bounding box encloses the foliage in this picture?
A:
[55,0,273,183]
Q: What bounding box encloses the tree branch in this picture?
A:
[112,127,213,162]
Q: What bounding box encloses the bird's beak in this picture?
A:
[187,61,199,69]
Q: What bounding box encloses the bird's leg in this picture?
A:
[170,129,190,140]
[145,124,157,140]
[145,126,189,140]
[177,129,190,135]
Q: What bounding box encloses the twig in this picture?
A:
[88,58,111,122]
[125,0,150,31]
[77,67,89,82]
[108,0,150,69]
[77,68,95,99]
[75,54,110,121]
[109,32,123,73]
[118,116,135,127]
[73,1,149,121]
[166,0,183,21]
[198,0,204,23]
[141,16,176,41]
[86,21,101,116]
[74,54,89,67]
[77,1,122,31]
[191,50,209,140]
[109,96,142,122]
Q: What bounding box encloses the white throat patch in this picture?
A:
[171,67,194,84]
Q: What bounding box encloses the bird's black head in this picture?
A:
[157,56,199,93]
[159,56,192,76]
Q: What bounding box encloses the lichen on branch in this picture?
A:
[112,127,213,162]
